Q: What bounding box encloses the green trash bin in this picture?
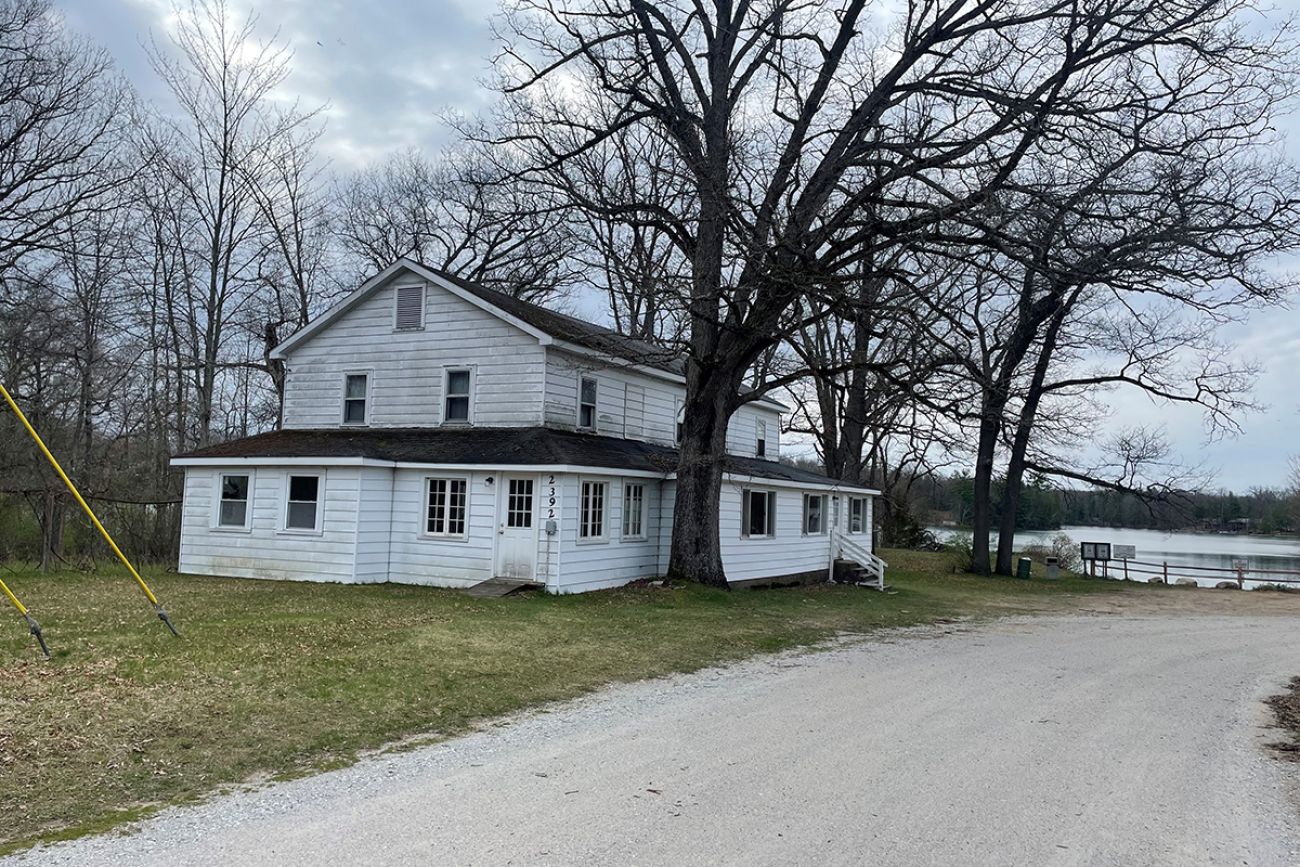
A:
[1016,557,1032,579]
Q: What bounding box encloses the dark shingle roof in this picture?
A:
[174,427,860,489]
[429,266,686,376]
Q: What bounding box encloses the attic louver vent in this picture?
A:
[394,283,425,330]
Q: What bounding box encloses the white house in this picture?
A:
[170,259,884,594]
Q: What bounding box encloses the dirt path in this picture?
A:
[10,605,1300,866]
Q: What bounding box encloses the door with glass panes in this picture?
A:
[496,476,538,580]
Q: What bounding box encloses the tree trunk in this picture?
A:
[667,368,734,588]
[994,310,1068,574]
[969,402,1002,576]
[39,490,64,572]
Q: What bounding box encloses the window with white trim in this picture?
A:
[622,482,645,538]
[284,475,321,531]
[218,474,250,528]
[394,283,425,330]
[741,489,776,538]
[426,478,468,536]
[342,373,368,425]
[849,497,867,534]
[756,420,767,458]
[675,402,685,444]
[443,368,472,423]
[802,493,827,535]
[579,376,598,430]
[580,480,607,540]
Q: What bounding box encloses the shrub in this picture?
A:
[1020,532,1081,572]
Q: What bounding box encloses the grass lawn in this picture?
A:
[0,550,1126,853]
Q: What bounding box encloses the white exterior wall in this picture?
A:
[542,348,782,458]
[385,468,496,587]
[551,473,665,594]
[717,482,836,582]
[179,466,361,582]
[282,276,547,429]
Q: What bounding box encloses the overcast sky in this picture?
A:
[55,0,1300,493]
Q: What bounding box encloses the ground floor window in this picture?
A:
[218,473,250,528]
[427,477,468,536]
[622,482,645,539]
[580,480,607,540]
[742,489,776,538]
[284,475,321,531]
[849,497,868,534]
[803,493,827,535]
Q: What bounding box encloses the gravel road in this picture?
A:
[10,613,1300,866]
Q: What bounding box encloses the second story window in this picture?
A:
[394,283,425,330]
[756,420,767,457]
[444,368,472,423]
[675,402,684,444]
[343,373,368,425]
[579,376,598,430]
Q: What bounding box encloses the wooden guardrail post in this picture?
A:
[1236,564,1245,590]
[1162,561,1168,584]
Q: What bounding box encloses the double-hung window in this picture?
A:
[580,480,607,540]
[579,376,598,430]
[741,489,776,538]
[218,474,251,528]
[802,494,827,535]
[444,368,472,423]
[756,420,767,458]
[622,482,645,539]
[675,402,685,444]
[342,373,368,425]
[284,475,321,531]
[850,497,867,534]
[426,478,468,536]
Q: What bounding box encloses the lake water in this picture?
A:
[928,525,1300,588]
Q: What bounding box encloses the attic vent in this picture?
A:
[394,283,425,330]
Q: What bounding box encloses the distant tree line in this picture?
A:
[912,475,1300,536]
[3,0,1299,583]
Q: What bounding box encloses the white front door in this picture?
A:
[496,475,538,580]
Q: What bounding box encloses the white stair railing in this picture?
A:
[832,530,888,589]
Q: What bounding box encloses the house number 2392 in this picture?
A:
[547,475,557,519]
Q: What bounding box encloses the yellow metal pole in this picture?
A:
[0,381,178,636]
[0,575,50,657]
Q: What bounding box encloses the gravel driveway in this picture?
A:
[10,612,1300,866]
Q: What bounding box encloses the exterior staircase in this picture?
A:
[831,530,888,590]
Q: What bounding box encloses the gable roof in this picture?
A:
[271,258,786,411]
[171,426,875,492]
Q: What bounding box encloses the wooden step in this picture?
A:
[463,577,543,598]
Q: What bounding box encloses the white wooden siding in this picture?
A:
[718,483,836,581]
[543,348,782,458]
[179,467,360,582]
[385,469,496,587]
[282,276,546,429]
[551,473,664,593]
[353,467,394,583]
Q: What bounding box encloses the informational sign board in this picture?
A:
[1112,544,1136,560]
[1080,542,1112,561]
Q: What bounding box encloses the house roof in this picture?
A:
[172,427,874,491]
[430,268,686,377]
[270,258,786,411]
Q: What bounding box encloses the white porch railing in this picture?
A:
[831,529,888,589]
